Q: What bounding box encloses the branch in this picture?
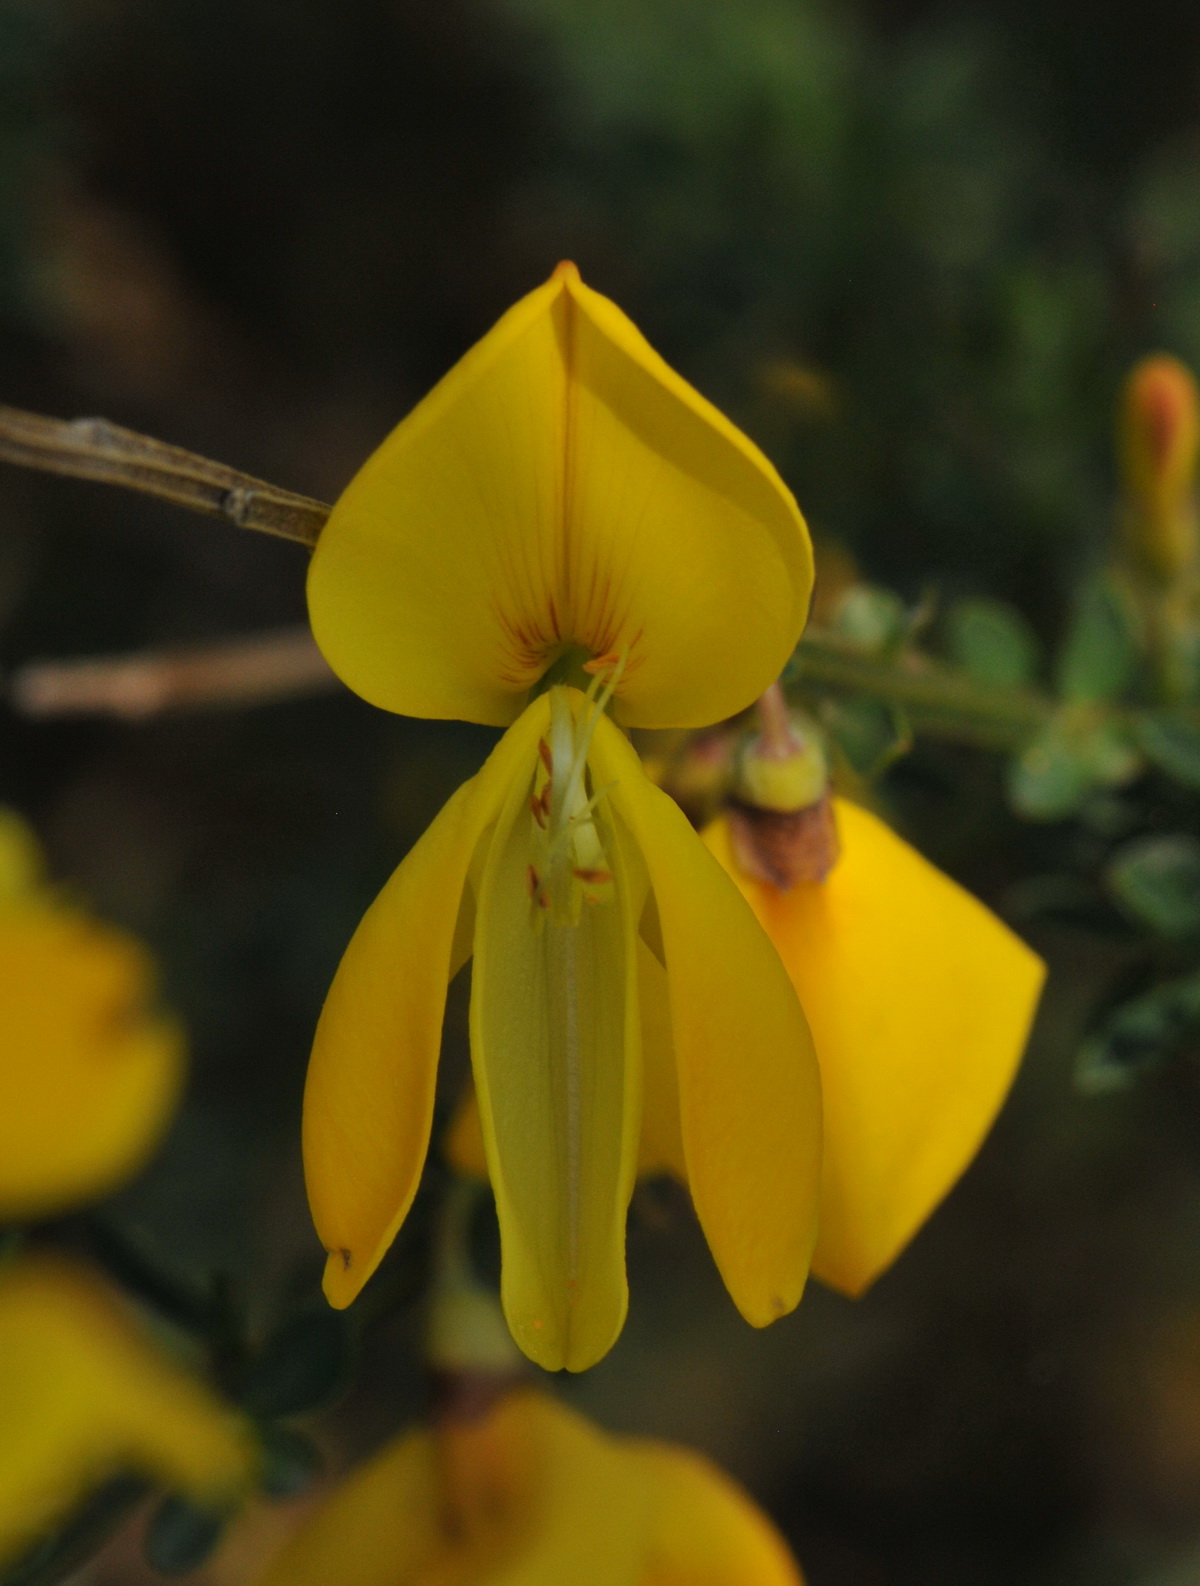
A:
[10,627,338,720]
[0,405,330,547]
[0,403,1061,749]
[791,628,1054,750]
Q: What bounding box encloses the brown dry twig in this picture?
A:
[0,404,331,547]
[11,626,338,720]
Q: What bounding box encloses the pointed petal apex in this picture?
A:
[304,699,552,1308]
[707,801,1045,1296]
[309,267,812,730]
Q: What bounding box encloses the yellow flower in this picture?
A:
[0,1254,253,1568]
[704,798,1045,1295]
[303,264,821,1372]
[0,810,183,1220]
[258,1387,803,1586]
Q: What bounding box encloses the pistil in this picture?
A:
[522,669,625,1292]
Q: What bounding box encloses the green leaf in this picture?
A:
[1076,972,1200,1094]
[831,584,909,655]
[1009,710,1140,821]
[826,697,912,778]
[1008,719,1092,819]
[236,1306,355,1419]
[1133,710,1200,789]
[1055,575,1140,704]
[1161,621,1200,702]
[1080,718,1141,787]
[143,1498,228,1577]
[1107,834,1200,937]
[945,597,1039,688]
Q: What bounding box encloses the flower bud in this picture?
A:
[734,720,827,811]
[1120,354,1200,580]
[727,686,839,889]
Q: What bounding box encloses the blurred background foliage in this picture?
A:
[7,0,1200,1582]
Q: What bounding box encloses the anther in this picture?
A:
[582,650,623,677]
[526,865,548,907]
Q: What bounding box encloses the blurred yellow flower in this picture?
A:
[0,810,183,1220]
[303,263,820,1372]
[259,1387,803,1586]
[0,1255,253,1569]
[704,798,1045,1295]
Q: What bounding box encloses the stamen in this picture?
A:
[582,649,624,678]
[559,653,627,824]
[529,661,627,928]
[566,780,617,827]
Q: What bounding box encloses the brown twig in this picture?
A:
[10,627,338,720]
[0,404,331,547]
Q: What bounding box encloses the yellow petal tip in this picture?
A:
[551,258,581,284]
[321,1249,362,1311]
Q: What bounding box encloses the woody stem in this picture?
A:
[0,403,1060,749]
[0,403,328,547]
